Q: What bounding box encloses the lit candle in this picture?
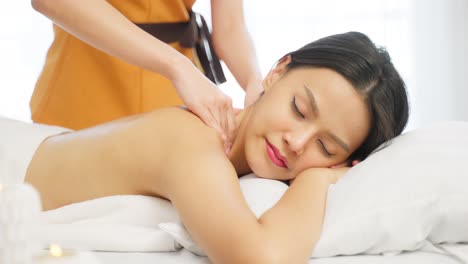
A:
[49,244,63,257]
[34,244,102,264]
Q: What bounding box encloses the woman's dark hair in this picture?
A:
[284,31,409,160]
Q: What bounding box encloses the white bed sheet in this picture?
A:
[94,244,468,264]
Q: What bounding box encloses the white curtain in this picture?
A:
[1,0,467,130]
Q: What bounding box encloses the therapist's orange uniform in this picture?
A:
[30,0,197,130]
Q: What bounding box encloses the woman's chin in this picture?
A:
[250,166,283,180]
[248,163,270,179]
[245,151,285,180]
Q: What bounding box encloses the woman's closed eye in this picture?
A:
[292,96,333,157]
[318,139,333,157]
[291,96,305,119]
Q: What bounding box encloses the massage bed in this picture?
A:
[1,118,468,263]
[94,246,468,264]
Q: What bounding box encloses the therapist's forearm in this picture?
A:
[212,25,262,90]
[31,0,191,82]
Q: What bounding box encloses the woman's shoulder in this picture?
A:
[140,107,228,197]
[147,106,211,131]
[143,107,223,148]
[149,106,202,125]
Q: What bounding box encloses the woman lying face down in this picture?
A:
[25,32,409,264]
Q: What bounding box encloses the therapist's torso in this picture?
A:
[30,0,197,130]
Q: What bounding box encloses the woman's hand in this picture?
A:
[325,167,350,184]
[330,159,360,168]
[171,62,236,155]
[290,158,362,185]
[291,164,354,186]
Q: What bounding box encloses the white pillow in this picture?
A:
[314,121,468,257]
[159,121,468,257]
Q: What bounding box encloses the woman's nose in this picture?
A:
[283,128,316,155]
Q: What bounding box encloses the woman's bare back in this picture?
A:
[25,107,220,210]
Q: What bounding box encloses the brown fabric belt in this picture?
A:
[135,12,226,85]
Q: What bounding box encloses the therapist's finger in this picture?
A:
[233,107,242,115]
[208,98,230,151]
[198,106,224,140]
[224,105,237,155]
[217,97,233,155]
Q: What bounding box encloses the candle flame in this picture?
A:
[49,244,63,257]
[0,183,3,192]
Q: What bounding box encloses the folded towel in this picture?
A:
[36,195,181,252]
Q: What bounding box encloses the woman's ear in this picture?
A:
[263,55,292,90]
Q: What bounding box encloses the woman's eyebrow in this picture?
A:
[327,132,350,153]
[303,84,319,116]
[303,84,350,153]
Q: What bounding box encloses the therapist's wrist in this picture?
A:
[243,76,264,106]
[246,76,263,94]
[165,52,195,84]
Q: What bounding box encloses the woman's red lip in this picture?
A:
[265,140,288,168]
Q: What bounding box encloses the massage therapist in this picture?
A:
[29,0,263,154]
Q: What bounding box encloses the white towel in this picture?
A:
[36,195,182,252]
[0,116,70,184]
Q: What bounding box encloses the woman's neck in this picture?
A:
[229,106,253,176]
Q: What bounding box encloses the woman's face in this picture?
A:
[243,57,371,180]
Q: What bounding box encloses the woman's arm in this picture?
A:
[162,112,337,263]
[210,0,263,106]
[258,167,348,262]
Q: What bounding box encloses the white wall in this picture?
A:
[409,0,468,128]
[1,0,467,131]
[0,1,53,122]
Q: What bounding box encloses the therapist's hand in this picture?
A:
[172,63,236,155]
